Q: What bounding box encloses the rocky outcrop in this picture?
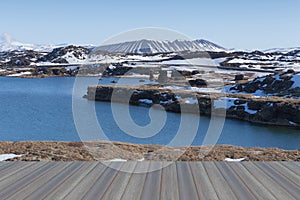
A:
[86,85,300,127]
[0,45,90,68]
[230,71,300,98]
[234,74,244,81]
[225,99,300,125]
[0,50,43,67]
[32,67,79,76]
[188,79,207,87]
[38,45,90,63]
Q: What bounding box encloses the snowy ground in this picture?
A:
[0,154,22,161]
[7,71,32,77]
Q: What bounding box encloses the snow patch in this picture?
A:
[162,58,215,66]
[0,154,22,161]
[190,87,223,93]
[139,99,153,105]
[182,97,198,104]
[244,104,257,114]
[225,157,246,162]
[7,71,32,77]
[289,121,297,125]
[65,66,78,71]
[108,64,116,70]
[138,158,145,161]
[214,98,236,109]
[213,57,227,65]
[109,158,127,162]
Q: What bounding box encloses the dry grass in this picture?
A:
[1,141,299,162]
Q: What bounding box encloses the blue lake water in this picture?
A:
[0,76,299,149]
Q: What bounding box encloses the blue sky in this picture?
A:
[1,0,299,50]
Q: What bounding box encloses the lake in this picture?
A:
[0,76,299,150]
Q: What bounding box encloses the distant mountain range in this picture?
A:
[1,35,300,74]
[0,37,226,53]
[0,37,68,52]
[1,35,300,55]
[264,47,300,54]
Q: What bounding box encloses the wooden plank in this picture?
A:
[63,162,108,200]
[291,162,300,166]
[255,162,300,199]
[0,162,298,199]
[203,162,237,200]
[215,162,257,200]
[0,162,16,171]
[121,162,150,200]
[19,162,83,200]
[281,162,300,176]
[160,162,180,200]
[43,162,98,200]
[242,162,296,200]
[101,162,137,200]
[228,162,276,200]
[140,162,163,200]
[82,162,123,200]
[189,162,219,200]
[0,162,61,199]
[176,162,199,200]
[0,162,47,189]
[0,162,35,183]
[269,162,300,188]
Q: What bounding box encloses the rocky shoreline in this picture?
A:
[86,84,300,127]
[0,141,299,162]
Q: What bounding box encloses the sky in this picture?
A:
[0,0,299,50]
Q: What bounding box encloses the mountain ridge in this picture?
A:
[1,35,300,55]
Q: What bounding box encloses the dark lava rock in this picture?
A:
[256,107,277,122]
[234,99,247,105]
[164,101,181,113]
[234,74,244,81]
[188,79,207,87]
[87,85,300,127]
[2,50,42,67]
[265,79,294,94]
[244,81,260,93]
[103,66,133,76]
[176,70,199,77]
[52,57,68,64]
[248,101,266,110]
[261,76,274,86]
[230,72,299,98]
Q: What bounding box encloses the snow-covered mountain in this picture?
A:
[94,39,226,54]
[194,39,226,52]
[0,34,68,52]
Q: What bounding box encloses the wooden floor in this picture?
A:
[0,162,299,200]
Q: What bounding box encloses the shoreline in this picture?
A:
[86,84,300,128]
[1,141,299,162]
